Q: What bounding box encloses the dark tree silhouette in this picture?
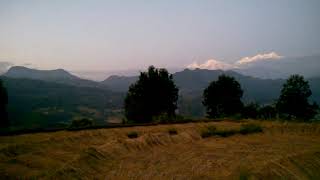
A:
[259,105,277,119]
[203,75,243,118]
[276,74,318,120]
[124,66,179,123]
[242,103,260,119]
[0,79,9,127]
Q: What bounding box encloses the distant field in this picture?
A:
[1,120,320,179]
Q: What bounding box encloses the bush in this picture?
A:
[239,123,263,135]
[213,129,237,137]
[152,113,172,123]
[69,118,93,129]
[201,125,237,138]
[152,113,188,123]
[168,128,178,135]
[127,131,138,138]
[200,125,217,138]
[201,123,263,138]
[242,103,260,119]
[259,105,277,120]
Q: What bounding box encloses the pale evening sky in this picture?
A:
[0,0,320,71]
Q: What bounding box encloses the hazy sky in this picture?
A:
[0,0,320,71]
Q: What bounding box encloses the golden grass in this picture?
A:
[1,120,320,179]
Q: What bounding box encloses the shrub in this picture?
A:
[200,125,217,138]
[152,113,172,123]
[69,118,93,129]
[213,129,237,137]
[127,131,138,138]
[168,128,178,135]
[201,126,237,138]
[153,113,188,123]
[259,105,277,120]
[239,123,263,135]
[242,103,260,119]
[201,123,263,138]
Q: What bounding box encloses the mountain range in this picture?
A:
[1,66,320,126]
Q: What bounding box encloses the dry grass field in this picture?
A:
[1,120,320,179]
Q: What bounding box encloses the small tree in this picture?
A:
[0,79,9,127]
[259,105,277,120]
[203,75,243,118]
[276,74,318,121]
[242,103,260,119]
[124,66,179,123]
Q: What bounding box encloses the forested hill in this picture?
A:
[101,68,320,117]
[102,68,320,102]
[1,77,124,128]
[4,66,102,88]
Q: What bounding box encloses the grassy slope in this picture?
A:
[0,120,320,179]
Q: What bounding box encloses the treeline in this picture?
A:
[123,66,319,123]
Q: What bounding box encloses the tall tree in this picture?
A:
[124,66,179,123]
[203,75,243,118]
[0,79,9,127]
[276,74,318,120]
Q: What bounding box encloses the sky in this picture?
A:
[0,0,320,72]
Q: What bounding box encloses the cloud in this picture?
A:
[0,61,14,74]
[187,59,235,70]
[236,52,282,65]
[186,52,283,70]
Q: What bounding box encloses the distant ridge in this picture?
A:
[4,66,101,88]
[100,68,320,117]
[101,75,138,92]
[1,66,320,118]
[2,66,320,109]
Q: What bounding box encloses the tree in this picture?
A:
[259,105,277,119]
[276,74,318,120]
[242,103,260,119]
[124,66,179,123]
[203,75,243,118]
[0,79,9,127]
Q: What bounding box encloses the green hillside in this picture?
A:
[1,77,124,129]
